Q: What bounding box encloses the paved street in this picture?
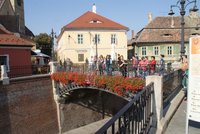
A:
[64,118,111,134]
[165,100,200,134]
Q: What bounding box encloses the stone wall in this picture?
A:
[0,75,58,134]
[60,88,128,132]
[0,75,129,133]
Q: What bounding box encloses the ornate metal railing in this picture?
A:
[163,69,182,107]
[58,63,173,78]
[95,82,154,134]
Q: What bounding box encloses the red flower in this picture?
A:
[50,72,145,97]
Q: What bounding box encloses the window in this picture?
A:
[78,54,84,62]
[77,34,83,44]
[141,47,147,56]
[111,34,117,44]
[154,46,159,56]
[167,46,173,55]
[0,55,9,72]
[89,20,102,24]
[94,34,100,44]
[17,0,21,6]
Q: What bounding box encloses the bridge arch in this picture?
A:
[58,86,129,132]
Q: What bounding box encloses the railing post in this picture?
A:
[1,65,9,85]
[146,75,163,134]
[49,61,62,134]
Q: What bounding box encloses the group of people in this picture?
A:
[86,55,113,76]
[86,54,166,78]
[132,54,165,78]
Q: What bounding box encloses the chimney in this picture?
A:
[131,30,135,39]
[171,16,175,28]
[92,3,96,13]
[189,10,198,18]
[148,12,153,23]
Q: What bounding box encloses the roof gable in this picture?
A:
[64,11,129,30]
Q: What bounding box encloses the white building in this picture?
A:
[57,5,129,63]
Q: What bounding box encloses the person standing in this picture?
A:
[144,56,149,76]
[150,56,156,75]
[132,55,138,77]
[180,55,188,100]
[98,55,104,75]
[106,55,112,76]
[118,55,127,77]
[138,57,144,78]
[159,54,165,76]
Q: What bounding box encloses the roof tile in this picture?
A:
[64,11,129,30]
[0,26,33,47]
[135,16,200,43]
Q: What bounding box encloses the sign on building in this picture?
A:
[186,36,200,133]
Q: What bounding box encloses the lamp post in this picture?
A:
[168,0,198,56]
[51,29,56,61]
[94,34,99,70]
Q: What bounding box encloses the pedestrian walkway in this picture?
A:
[165,100,200,134]
[63,118,111,134]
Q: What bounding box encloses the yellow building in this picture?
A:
[57,5,129,63]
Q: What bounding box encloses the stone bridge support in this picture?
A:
[146,76,163,134]
[50,61,62,134]
[146,71,184,134]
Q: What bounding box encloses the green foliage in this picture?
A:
[34,33,52,56]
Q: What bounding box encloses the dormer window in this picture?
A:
[89,20,102,24]
[162,34,173,37]
[191,33,200,36]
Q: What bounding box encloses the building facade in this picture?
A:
[57,5,129,63]
[132,11,200,62]
[0,25,33,77]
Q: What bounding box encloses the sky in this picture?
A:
[24,0,199,38]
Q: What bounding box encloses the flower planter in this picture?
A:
[51,72,145,98]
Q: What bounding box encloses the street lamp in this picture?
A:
[168,0,198,56]
[50,29,56,61]
[94,34,99,70]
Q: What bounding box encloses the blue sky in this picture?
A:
[24,0,199,38]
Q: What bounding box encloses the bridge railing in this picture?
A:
[95,82,154,134]
[57,63,173,77]
[163,69,182,108]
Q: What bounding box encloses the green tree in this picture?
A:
[34,33,52,56]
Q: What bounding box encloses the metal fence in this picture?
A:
[0,65,50,78]
[58,63,173,78]
[95,82,154,134]
[163,69,183,107]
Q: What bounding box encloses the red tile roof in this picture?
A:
[63,11,129,30]
[0,26,33,47]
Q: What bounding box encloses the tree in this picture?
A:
[34,33,52,56]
